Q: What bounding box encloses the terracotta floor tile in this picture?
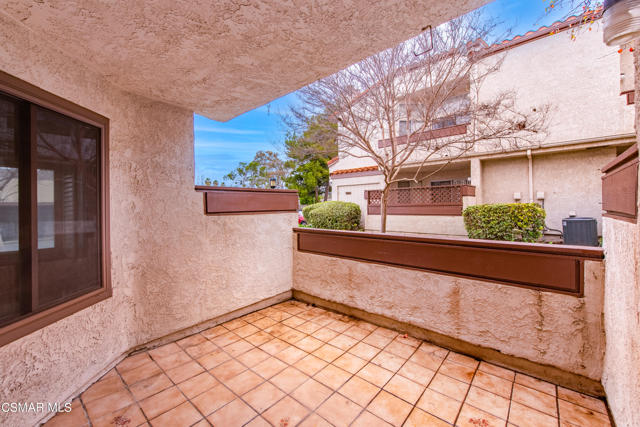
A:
[352,410,394,427]
[314,364,351,390]
[197,348,231,370]
[558,399,611,426]
[235,323,261,338]
[225,369,265,395]
[291,378,333,410]
[148,343,182,359]
[265,323,295,337]
[223,318,249,330]
[438,360,476,383]
[282,315,306,328]
[129,373,173,401]
[91,403,146,427]
[150,401,201,427]
[242,311,266,323]
[457,404,506,427]
[393,335,421,348]
[275,345,308,365]
[207,398,257,427]
[408,349,445,371]
[184,340,217,359]
[294,354,328,376]
[245,416,272,427]
[418,342,449,358]
[373,327,399,339]
[313,327,340,342]
[295,336,324,353]
[558,387,607,414]
[139,386,186,420]
[383,374,425,405]
[363,333,394,349]
[333,352,368,374]
[428,373,469,401]
[317,393,363,426]
[246,331,275,346]
[99,369,119,381]
[296,321,323,335]
[313,343,345,363]
[508,401,558,427]
[270,366,310,393]
[224,339,254,358]
[416,388,462,423]
[339,375,381,407]
[165,360,204,384]
[210,331,242,347]
[327,319,352,333]
[472,370,513,399]
[210,359,247,382]
[252,356,289,380]
[403,407,451,427]
[515,373,556,397]
[371,351,406,372]
[177,333,207,349]
[43,398,89,427]
[117,353,153,373]
[190,383,235,416]
[357,363,394,388]
[238,347,272,368]
[511,383,557,417]
[397,361,435,387]
[329,334,359,350]
[298,413,333,427]
[312,315,335,327]
[385,340,415,359]
[260,338,290,355]
[253,317,278,330]
[465,386,510,420]
[243,381,287,413]
[280,328,308,345]
[81,375,126,404]
[119,361,163,386]
[201,325,228,340]
[343,325,371,341]
[85,389,135,421]
[367,390,413,426]
[349,342,380,360]
[262,396,310,427]
[177,372,219,399]
[446,352,479,369]
[153,350,192,371]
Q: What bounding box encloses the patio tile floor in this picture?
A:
[43,300,612,427]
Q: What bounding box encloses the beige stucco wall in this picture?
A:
[293,249,605,381]
[600,40,640,427]
[482,147,617,234]
[0,13,295,427]
[365,214,466,236]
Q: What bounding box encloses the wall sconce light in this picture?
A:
[269,177,277,189]
[603,0,640,46]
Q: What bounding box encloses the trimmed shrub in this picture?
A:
[463,203,546,242]
[305,201,361,230]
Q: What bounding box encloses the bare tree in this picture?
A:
[295,11,549,232]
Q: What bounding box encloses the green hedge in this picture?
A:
[304,201,361,230]
[463,203,545,242]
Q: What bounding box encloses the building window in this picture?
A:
[0,71,110,346]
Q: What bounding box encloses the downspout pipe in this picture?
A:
[527,149,534,203]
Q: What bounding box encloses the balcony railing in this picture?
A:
[366,184,475,216]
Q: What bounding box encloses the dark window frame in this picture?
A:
[0,70,111,347]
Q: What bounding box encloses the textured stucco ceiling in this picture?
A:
[2,0,490,121]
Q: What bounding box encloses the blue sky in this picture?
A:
[194,0,575,184]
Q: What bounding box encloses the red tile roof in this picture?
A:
[327,156,339,166]
[330,166,378,176]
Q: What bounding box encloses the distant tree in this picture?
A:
[282,114,338,202]
[224,150,289,188]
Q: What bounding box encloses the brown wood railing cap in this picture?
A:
[195,185,298,194]
[602,144,638,174]
[292,227,604,260]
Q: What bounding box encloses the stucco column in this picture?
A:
[470,158,482,204]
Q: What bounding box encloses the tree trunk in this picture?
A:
[315,186,319,203]
[323,182,330,201]
[380,186,389,233]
